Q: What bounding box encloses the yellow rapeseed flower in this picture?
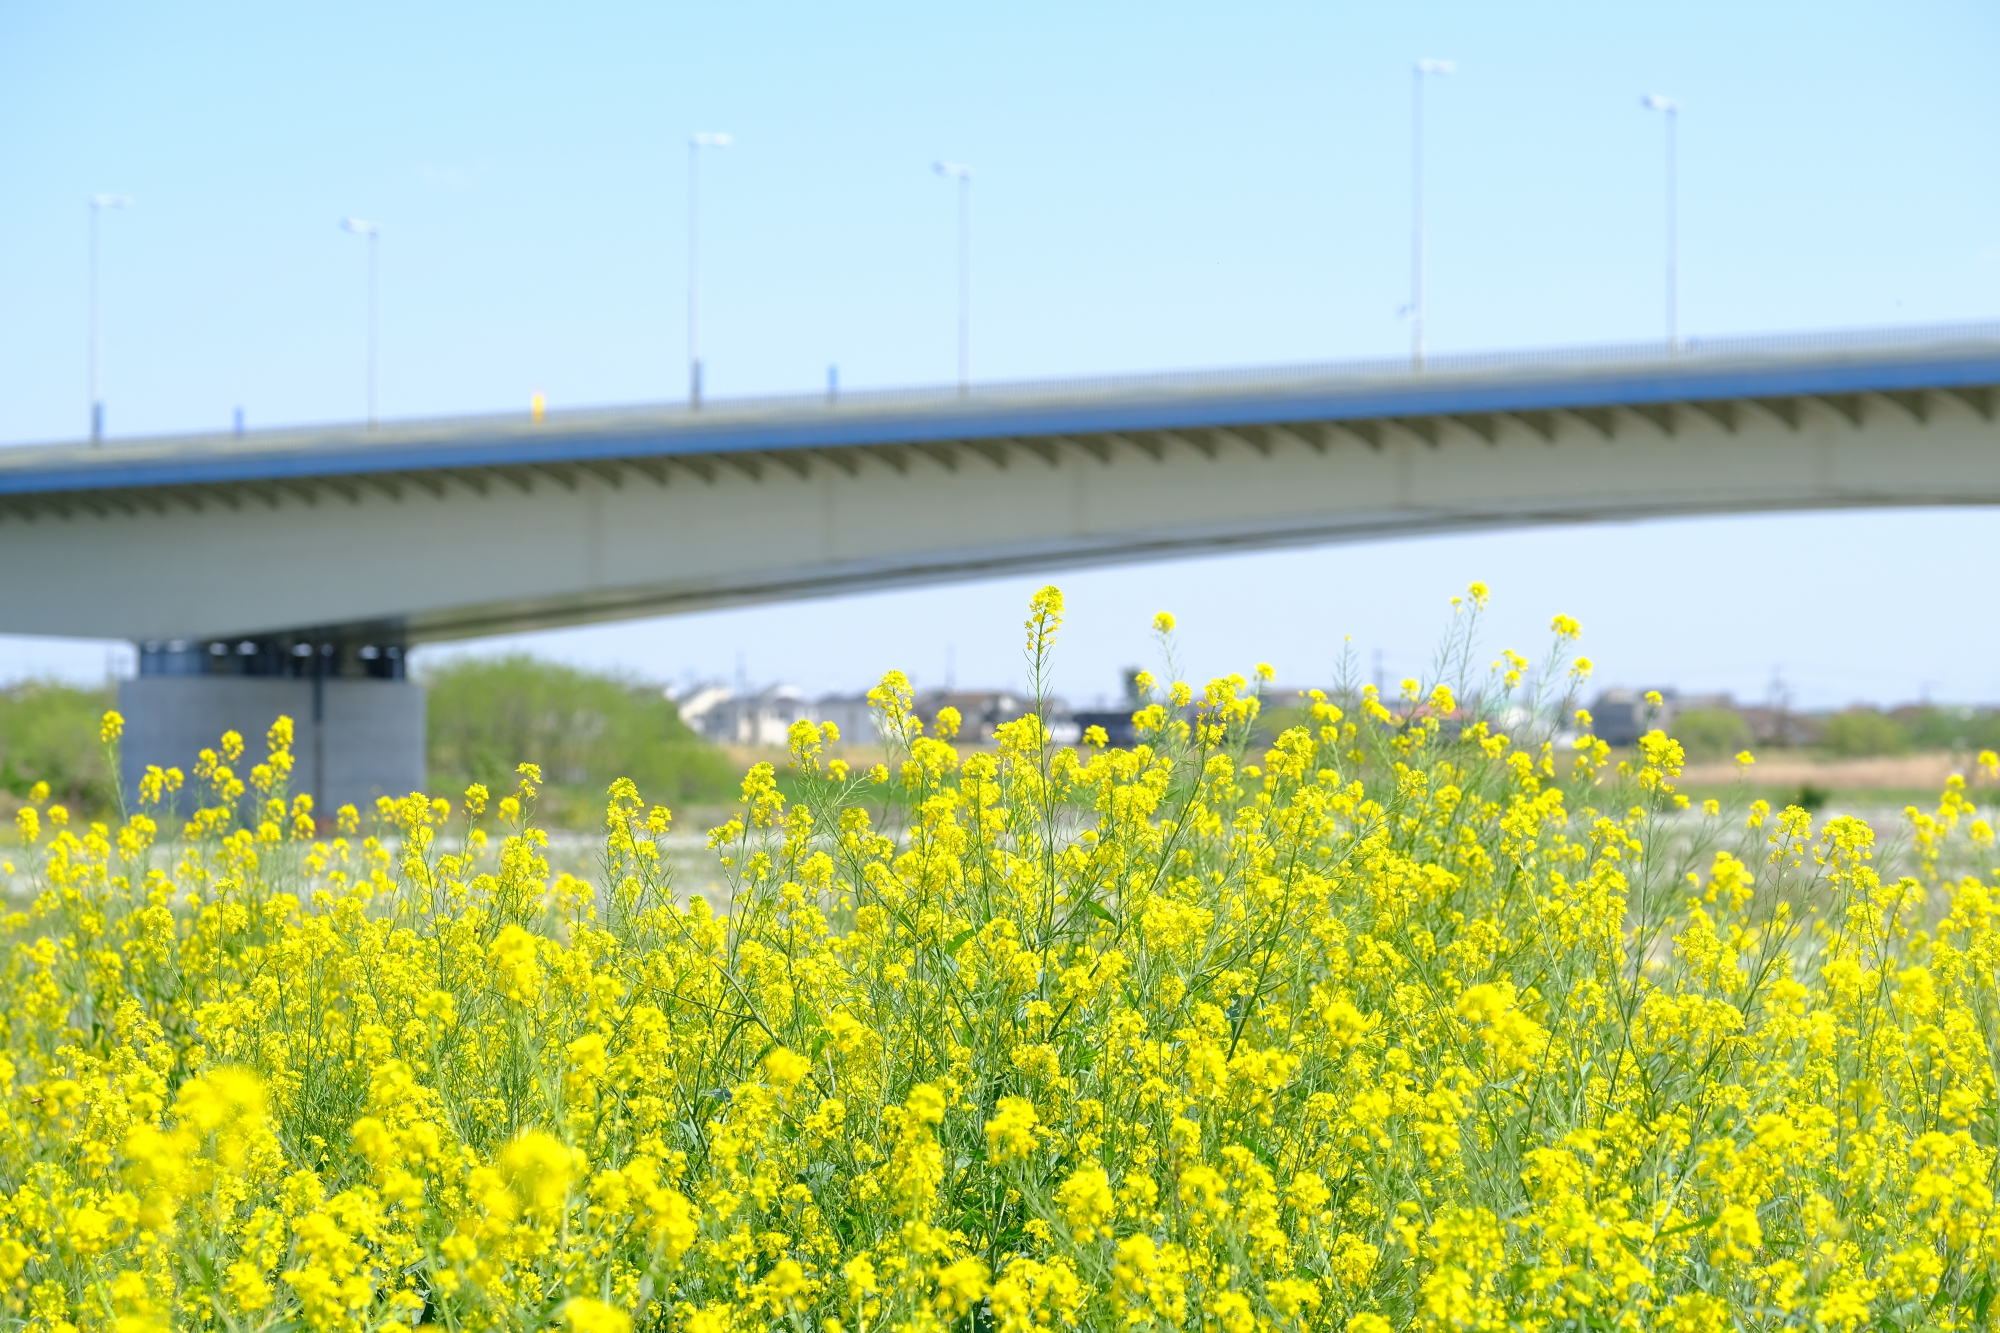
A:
[0,583,1990,1333]
[561,1297,631,1333]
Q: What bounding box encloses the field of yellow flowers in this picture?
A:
[5,584,2000,1333]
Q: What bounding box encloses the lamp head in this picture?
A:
[90,194,133,210]
[1642,94,1679,113]
[1415,58,1455,76]
[691,132,733,148]
[340,217,379,236]
[933,160,972,179]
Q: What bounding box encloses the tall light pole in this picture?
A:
[88,194,132,443]
[933,161,972,394]
[340,218,381,426]
[1642,94,1680,353]
[687,131,732,408]
[1410,59,1454,372]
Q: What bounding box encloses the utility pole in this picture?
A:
[88,194,132,443]
[687,132,733,408]
[341,218,381,425]
[934,161,973,393]
[1410,60,1454,372]
[1642,95,1681,352]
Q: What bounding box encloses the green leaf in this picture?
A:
[1652,1212,1719,1240]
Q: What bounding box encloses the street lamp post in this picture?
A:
[88,194,132,443]
[687,131,732,408]
[1642,94,1680,353]
[1410,59,1454,372]
[933,161,972,394]
[340,218,381,426]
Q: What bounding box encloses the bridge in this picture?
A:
[2,321,1996,808]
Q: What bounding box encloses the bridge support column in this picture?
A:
[119,637,425,819]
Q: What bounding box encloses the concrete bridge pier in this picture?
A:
[118,634,424,819]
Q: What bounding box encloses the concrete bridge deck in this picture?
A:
[2,322,1996,649]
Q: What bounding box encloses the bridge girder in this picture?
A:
[2,332,1997,644]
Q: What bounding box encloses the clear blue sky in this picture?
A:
[3,1,1997,707]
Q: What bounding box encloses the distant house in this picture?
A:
[915,689,1024,739]
[1736,705,1824,748]
[672,683,1083,748]
[1071,709,1137,746]
[808,693,881,745]
[670,683,814,746]
[670,683,732,727]
[914,689,1080,744]
[1676,692,1736,713]
[1590,688,1677,746]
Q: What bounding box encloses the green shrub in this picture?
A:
[0,681,116,813]
[1821,707,1909,758]
[1671,707,1752,762]
[1900,705,2000,752]
[425,654,733,821]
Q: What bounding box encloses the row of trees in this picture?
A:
[1672,702,2000,761]
[424,655,734,823]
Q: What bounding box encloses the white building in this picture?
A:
[808,693,881,745]
[672,683,1080,748]
[670,683,814,746]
